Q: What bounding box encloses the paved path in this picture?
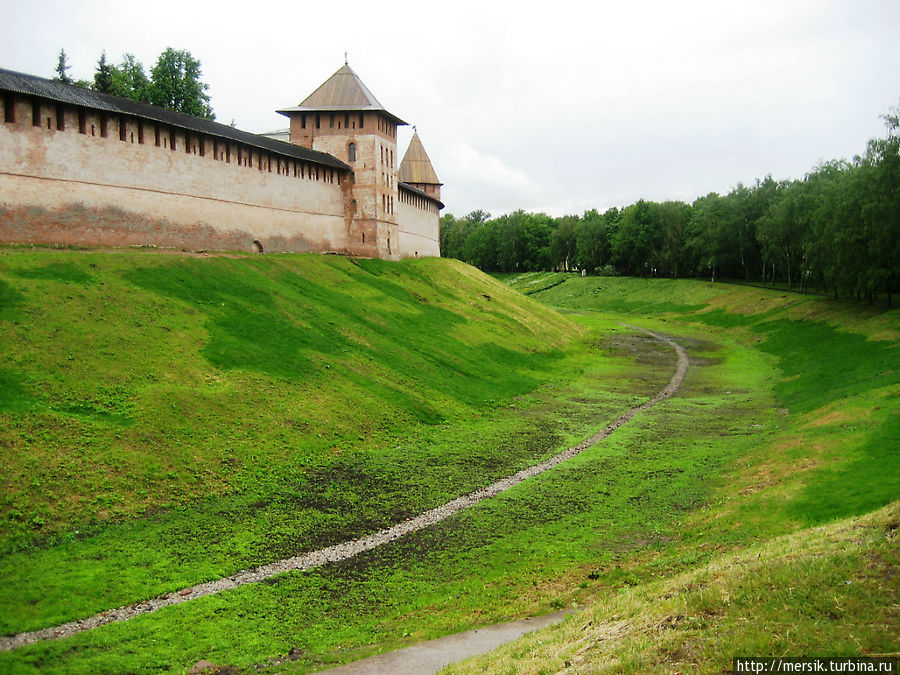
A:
[0,324,688,652]
[316,612,571,675]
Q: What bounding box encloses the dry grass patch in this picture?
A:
[445,501,900,675]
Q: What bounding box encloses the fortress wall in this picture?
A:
[397,187,440,258]
[0,96,351,253]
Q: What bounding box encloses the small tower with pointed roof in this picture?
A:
[277,62,405,259]
[399,130,442,202]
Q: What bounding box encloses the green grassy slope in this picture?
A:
[447,500,900,675]
[441,272,899,673]
[0,303,771,672]
[1,253,574,550]
[503,272,899,529]
[1,251,590,631]
[1,261,896,673]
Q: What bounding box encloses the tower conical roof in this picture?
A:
[277,64,406,125]
[399,131,441,185]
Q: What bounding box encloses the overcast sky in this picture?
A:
[3,0,899,217]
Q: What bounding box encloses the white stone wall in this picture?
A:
[397,189,441,258]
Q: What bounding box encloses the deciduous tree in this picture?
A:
[148,48,214,120]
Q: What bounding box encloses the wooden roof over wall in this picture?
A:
[399,181,444,209]
[0,68,350,171]
[399,131,441,185]
[276,64,406,126]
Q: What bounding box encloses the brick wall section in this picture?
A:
[0,90,441,258]
[0,94,353,254]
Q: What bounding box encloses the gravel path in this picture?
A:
[0,324,688,652]
[315,611,572,674]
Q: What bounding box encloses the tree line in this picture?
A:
[441,103,899,305]
[52,48,214,120]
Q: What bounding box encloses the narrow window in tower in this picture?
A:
[32,98,41,127]
[301,113,306,129]
[57,105,66,132]
[78,109,86,134]
[345,113,350,129]
[330,113,334,129]
[138,121,145,145]
[348,142,356,162]
[315,114,321,129]
[359,113,364,129]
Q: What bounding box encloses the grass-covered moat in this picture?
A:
[0,256,896,673]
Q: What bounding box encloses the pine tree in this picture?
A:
[94,51,114,93]
[53,48,73,85]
